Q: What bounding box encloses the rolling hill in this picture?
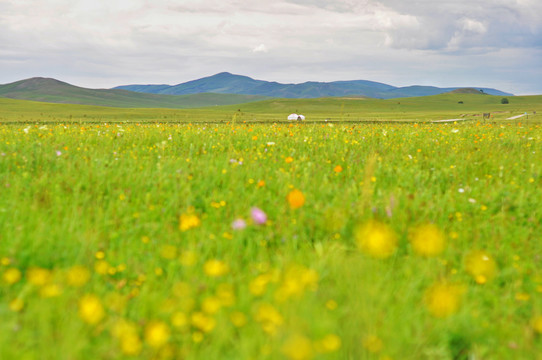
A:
[114,72,513,99]
[0,77,270,108]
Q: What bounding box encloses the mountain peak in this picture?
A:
[9,77,72,90]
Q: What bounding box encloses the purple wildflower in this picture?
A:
[251,207,267,225]
[231,218,247,230]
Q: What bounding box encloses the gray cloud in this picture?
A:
[0,0,541,94]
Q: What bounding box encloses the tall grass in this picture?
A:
[1,120,541,359]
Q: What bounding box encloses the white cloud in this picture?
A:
[0,0,541,94]
[252,44,268,53]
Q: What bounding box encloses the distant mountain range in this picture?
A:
[0,73,512,110]
[0,77,269,108]
[114,72,513,99]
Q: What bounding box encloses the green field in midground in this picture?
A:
[1,93,541,123]
[1,97,542,359]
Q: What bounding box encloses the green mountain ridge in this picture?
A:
[0,77,270,108]
[114,72,513,99]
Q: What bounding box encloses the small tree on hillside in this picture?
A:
[501,98,509,104]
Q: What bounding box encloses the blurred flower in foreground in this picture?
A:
[315,334,341,353]
[231,218,247,230]
[251,207,267,225]
[204,259,229,277]
[27,267,51,286]
[179,212,201,231]
[362,335,383,353]
[281,334,314,360]
[424,281,465,318]
[9,298,24,312]
[78,294,105,325]
[532,316,542,334]
[287,189,305,209]
[465,250,497,284]
[112,320,142,356]
[191,312,216,333]
[2,268,22,284]
[230,311,247,327]
[409,223,446,257]
[66,265,91,287]
[145,321,170,348]
[254,303,283,335]
[355,220,398,259]
[120,333,142,356]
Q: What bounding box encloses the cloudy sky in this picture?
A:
[1,0,541,94]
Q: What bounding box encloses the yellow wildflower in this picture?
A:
[532,316,542,334]
[465,250,497,284]
[250,274,271,296]
[203,259,229,277]
[216,283,235,306]
[9,298,24,312]
[2,268,22,284]
[66,265,91,287]
[275,266,319,302]
[281,334,314,360]
[179,213,201,231]
[111,319,139,339]
[424,282,464,318]
[78,294,105,325]
[144,321,170,348]
[27,267,51,286]
[40,284,62,298]
[316,334,341,353]
[202,296,222,314]
[254,303,283,335]
[409,223,446,257]
[120,333,142,356]
[192,331,204,343]
[191,312,216,333]
[171,312,188,328]
[94,260,109,275]
[230,311,247,327]
[355,220,398,259]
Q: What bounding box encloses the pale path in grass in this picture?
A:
[507,114,527,120]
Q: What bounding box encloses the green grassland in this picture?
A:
[2,93,542,124]
[0,97,542,359]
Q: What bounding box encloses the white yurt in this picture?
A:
[287,113,298,121]
[287,113,305,121]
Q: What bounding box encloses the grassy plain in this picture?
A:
[1,93,541,124]
[0,96,541,359]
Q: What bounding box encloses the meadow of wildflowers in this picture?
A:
[1,107,541,359]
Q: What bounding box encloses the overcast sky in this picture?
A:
[1,0,541,94]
